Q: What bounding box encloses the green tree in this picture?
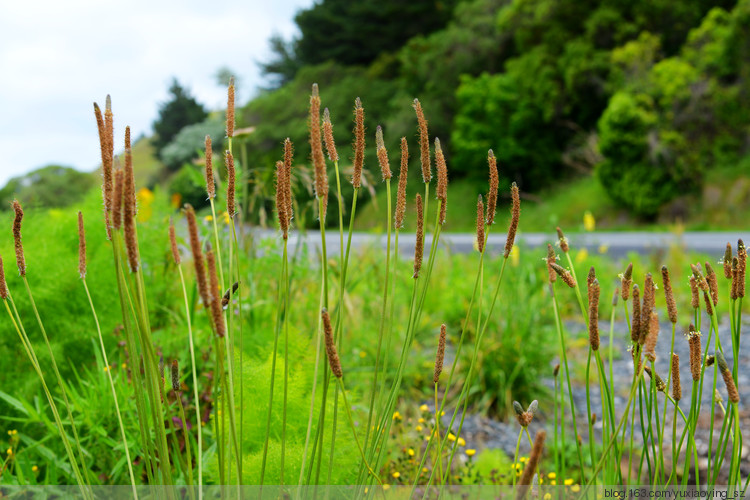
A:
[0,165,95,210]
[152,79,208,155]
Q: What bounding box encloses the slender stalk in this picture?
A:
[177,266,203,499]
[176,395,195,499]
[281,239,290,487]
[82,279,138,498]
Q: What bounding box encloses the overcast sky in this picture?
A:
[0,0,312,187]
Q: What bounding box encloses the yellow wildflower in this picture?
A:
[419,404,429,412]
[447,433,456,442]
[382,485,390,491]
[392,411,402,421]
[416,425,423,432]
[544,494,552,500]
[466,449,476,457]
[575,247,589,263]
[550,480,557,485]
[359,351,366,358]
[510,245,520,267]
[32,465,38,472]
[392,471,400,479]
[598,244,609,254]
[6,448,12,456]
[520,456,527,463]
[583,210,595,231]
[418,418,425,424]
[548,472,556,479]
[408,448,415,457]
[422,467,428,473]
[457,437,466,446]
[564,478,574,486]
[572,485,581,492]
[204,215,214,222]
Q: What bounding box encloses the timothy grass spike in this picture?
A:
[672,354,682,401]
[321,309,342,378]
[394,137,408,229]
[310,84,328,220]
[413,98,431,183]
[206,247,225,337]
[621,262,633,301]
[352,97,365,188]
[433,324,446,384]
[112,169,124,231]
[225,150,236,218]
[413,193,424,279]
[631,284,641,343]
[0,256,8,300]
[169,218,180,265]
[724,243,733,279]
[690,276,700,308]
[171,360,180,392]
[546,244,557,283]
[283,138,294,226]
[716,352,739,403]
[556,226,569,253]
[645,311,659,362]
[550,262,576,288]
[517,430,546,499]
[275,161,289,239]
[504,182,520,258]
[738,239,746,298]
[661,266,677,323]
[705,262,718,306]
[12,200,25,277]
[323,108,338,162]
[376,126,392,181]
[487,150,498,225]
[185,204,209,308]
[688,326,701,382]
[434,138,448,225]
[205,135,215,199]
[226,76,234,139]
[640,273,655,344]
[589,278,600,351]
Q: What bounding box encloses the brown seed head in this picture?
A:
[322,309,342,378]
[556,227,569,253]
[394,137,409,229]
[706,355,715,367]
[553,364,560,377]
[588,278,600,351]
[185,204,209,309]
[504,183,520,258]
[550,262,576,288]
[375,126,392,181]
[587,266,596,294]
[94,102,113,239]
[640,273,655,344]
[546,244,557,283]
[275,161,289,240]
[486,150,499,225]
[283,138,294,227]
[413,194,424,279]
[112,169,124,231]
[731,257,739,300]
[621,262,633,301]
[716,352,739,403]
[631,284,641,343]
[205,135,215,199]
[724,243,733,279]
[738,239,746,298]
[433,324,446,384]
[434,138,448,225]
[226,76,235,138]
[123,137,139,273]
[688,327,701,382]
[705,262,718,306]
[517,430,546,497]
[78,211,86,279]
[412,99,431,183]
[691,264,709,292]
[476,195,485,253]
[171,359,180,392]
[310,85,328,218]
[644,311,659,360]
[12,200,25,277]
[613,288,619,306]
[0,256,7,300]
[322,107,339,163]
[206,247,225,338]
[644,366,666,392]
[661,266,678,323]
[225,150,236,218]
[703,290,714,316]
[352,97,365,188]
[169,218,180,265]
[688,275,701,309]
[672,354,682,401]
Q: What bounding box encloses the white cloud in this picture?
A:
[0,0,310,187]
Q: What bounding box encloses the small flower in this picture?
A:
[392,411,402,421]
[598,244,609,254]
[6,448,12,456]
[392,471,400,479]
[575,248,589,263]
[32,465,39,472]
[204,215,214,222]
[447,433,456,442]
[422,467,428,473]
[419,404,429,412]
[408,448,415,457]
[121,363,127,369]
[416,425,423,432]
[550,480,557,485]
[466,449,476,457]
[382,485,390,491]
[564,478,574,486]
[520,456,527,463]
[548,472,556,479]
[583,211,595,231]
[572,485,581,492]
[359,351,366,359]
[103,366,110,372]
[457,437,466,446]
[544,494,552,500]
[418,417,425,424]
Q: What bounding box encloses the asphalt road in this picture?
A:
[251,229,749,259]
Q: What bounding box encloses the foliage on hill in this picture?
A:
[0,165,95,210]
[245,0,748,223]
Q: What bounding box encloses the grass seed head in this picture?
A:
[690,263,709,292]
[321,309,342,378]
[185,204,209,309]
[672,354,681,401]
[323,108,338,163]
[731,256,739,300]
[689,276,700,309]
[518,430,546,495]
[630,284,641,343]
[169,217,180,265]
[413,98,431,183]
[621,262,633,301]
[476,195,485,253]
[640,273,655,344]
[550,262,576,288]
[703,290,714,316]
[12,200,25,277]
[705,262,718,306]
[688,326,701,382]
[275,161,289,239]
[112,169,124,231]
[225,150,236,218]
[376,126,392,181]
[94,101,113,239]
[123,132,139,273]
[171,360,180,392]
[644,366,666,392]
[553,364,560,377]
[587,266,596,294]
[504,183,520,258]
[556,226,569,253]
[352,97,365,188]
[486,150,498,225]
[78,211,86,279]
[0,256,8,300]
[310,84,328,219]
[738,239,746,298]
[413,193,424,279]
[661,266,677,323]
[434,138,448,225]
[283,138,294,227]
[588,279,600,351]
[433,324,446,384]
[716,352,739,403]
[724,243,733,279]
[206,247,225,338]
[612,288,619,306]
[395,137,409,229]
[205,135,215,199]
[546,244,557,283]
[644,311,659,361]
[226,76,235,138]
